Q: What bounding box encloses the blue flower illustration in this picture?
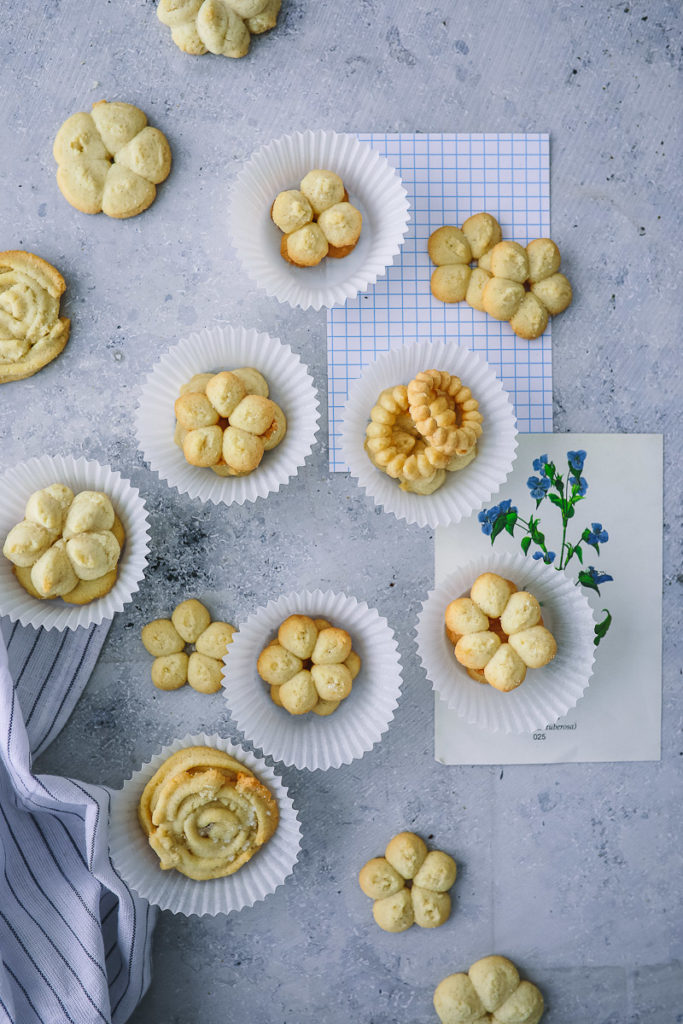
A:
[478,500,517,536]
[532,550,556,564]
[527,475,551,500]
[570,475,588,496]
[532,454,549,472]
[587,566,613,586]
[586,523,608,545]
[567,449,586,475]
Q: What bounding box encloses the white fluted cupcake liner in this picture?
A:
[416,551,596,734]
[0,454,150,631]
[223,589,402,770]
[230,130,410,310]
[135,324,320,505]
[340,340,518,529]
[109,732,302,917]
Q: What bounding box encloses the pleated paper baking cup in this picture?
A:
[230,130,410,310]
[340,340,518,529]
[223,589,403,770]
[109,732,302,917]
[136,324,319,505]
[0,454,150,631]
[416,552,596,734]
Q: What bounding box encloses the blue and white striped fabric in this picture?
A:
[0,621,156,1023]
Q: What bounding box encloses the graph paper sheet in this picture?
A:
[327,133,552,471]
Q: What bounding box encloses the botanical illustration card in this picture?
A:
[434,434,663,765]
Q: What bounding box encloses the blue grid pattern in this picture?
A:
[327,132,552,471]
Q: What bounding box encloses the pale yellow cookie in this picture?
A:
[65,530,120,580]
[372,888,414,933]
[179,372,214,396]
[300,169,345,215]
[413,850,457,892]
[445,597,489,637]
[172,598,211,643]
[62,491,115,539]
[311,627,352,665]
[205,371,246,417]
[428,225,472,266]
[483,642,527,692]
[0,252,71,384]
[3,521,53,567]
[279,669,318,715]
[183,425,223,467]
[344,650,361,680]
[411,885,451,928]
[222,426,264,474]
[431,264,472,303]
[30,540,78,598]
[261,403,287,451]
[175,392,220,430]
[454,631,502,671]
[489,240,530,283]
[282,223,329,267]
[229,395,277,436]
[482,277,525,320]
[197,0,251,57]
[151,652,189,691]
[531,272,573,315]
[61,569,119,606]
[462,212,502,260]
[385,831,427,880]
[257,643,303,685]
[509,292,549,340]
[499,591,542,636]
[310,698,340,716]
[54,101,171,219]
[271,189,313,233]
[141,618,185,657]
[310,663,352,702]
[195,620,236,659]
[232,366,269,397]
[464,266,492,312]
[358,857,404,900]
[470,573,516,618]
[434,973,485,1024]
[317,202,362,249]
[278,614,318,660]
[526,238,561,284]
[508,625,557,668]
[187,651,223,694]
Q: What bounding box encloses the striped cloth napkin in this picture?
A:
[0,620,156,1023]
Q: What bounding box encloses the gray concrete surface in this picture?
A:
[1,0,681,1021]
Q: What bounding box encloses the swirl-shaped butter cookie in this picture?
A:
[138,745,278,880]
[0,252,70,384]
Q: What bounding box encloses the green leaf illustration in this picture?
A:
[490,515,506,543]
[548,493,564,510]
[574,544,584,564]
[521,535,531,555]
[594,609,612,646]
[504,511,517,536]
[578,569,600,594]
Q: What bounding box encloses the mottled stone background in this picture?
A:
[1,1,681,1021]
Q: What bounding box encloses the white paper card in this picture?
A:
[434,434,663,765]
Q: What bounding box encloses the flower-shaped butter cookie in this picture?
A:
[157,0,281,58]
[53,101,171,219]
[434,955,544,1024]
[272,170,363,267]
[445,572,557,692]
[429,214,572,339]
[3,485,125,605]
[141,598,235,694]
[257,614,361,716]
[359,831,457,932]
[172,367,287,476]
[0,252,70,384]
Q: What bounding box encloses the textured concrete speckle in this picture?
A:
[1,0,681,1021]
